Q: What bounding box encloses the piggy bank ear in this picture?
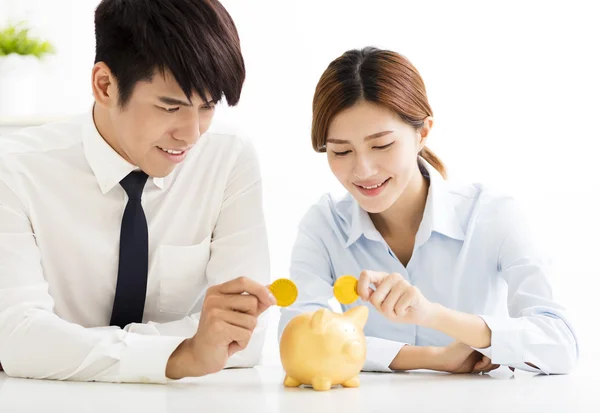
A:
[344,306,368,329]
[310,308,332,334]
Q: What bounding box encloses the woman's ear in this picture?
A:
[418,117,434,151]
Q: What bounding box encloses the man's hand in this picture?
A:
[166,276,276,379]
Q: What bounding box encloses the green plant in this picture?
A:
[0,22,55,58]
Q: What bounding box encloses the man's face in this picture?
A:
[106,70,216,177]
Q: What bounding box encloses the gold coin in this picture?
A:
[333,275,359,305]
[269,278,298,307]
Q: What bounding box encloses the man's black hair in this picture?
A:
[94,0,245,107]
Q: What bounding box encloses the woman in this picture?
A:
[278,47,578,374]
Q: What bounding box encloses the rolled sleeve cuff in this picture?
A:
[475,315,527,366]
[119,334,186,383]
[363,336,406,372]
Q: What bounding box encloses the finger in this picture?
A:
[222,294,260,315]
[463,351,482,373]
[223,322,253,351]
[482,364,500,373]
[357,270,387,300]
[381,282,405,316]
[393,286,417,318]
[357,270,372,300]
[218,276,277,308]
[481,363,500,373]
[226,326,252,357]
[369,275,397,310]
[475,356,492,368]
[218,308,258,332]
[256,297,274,316]
[473,356,491,372]
[228,342,243,357]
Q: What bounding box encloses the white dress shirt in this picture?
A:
[279,160,578,374]
[0,109,270,383]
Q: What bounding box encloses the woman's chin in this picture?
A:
[354,194,395,214]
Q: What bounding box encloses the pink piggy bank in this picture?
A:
[279,306,368,391]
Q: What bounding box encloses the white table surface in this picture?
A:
[0,363,598,413]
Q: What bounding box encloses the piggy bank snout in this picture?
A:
[343,340,365,362]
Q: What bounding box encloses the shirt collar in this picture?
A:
[345,195,384,247]
[344,157,465,248]
[414,158,465,245]
[82,105,164,195]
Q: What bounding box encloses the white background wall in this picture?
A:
[2,0,599,367]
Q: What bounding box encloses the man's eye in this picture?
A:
[161,107,179,113]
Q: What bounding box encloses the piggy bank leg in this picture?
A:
[284,375,301,387]
[341,376,360,388]
[311,377,332,391]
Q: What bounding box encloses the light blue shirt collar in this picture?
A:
[344,158,465,248]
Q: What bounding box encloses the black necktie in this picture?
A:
[110,171,149,328]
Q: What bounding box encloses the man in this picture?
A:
[0,0,275,383]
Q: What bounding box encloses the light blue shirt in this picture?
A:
[279,160,578,374]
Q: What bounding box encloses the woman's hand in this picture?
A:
[472,355,500,374]
[435,341,498,374]
[434,341,484,373]
[358,270,439,326]
[390,341,500,374]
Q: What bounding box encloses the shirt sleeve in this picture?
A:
[278,209,406,373]
[0,138,269,382]
[125,137,270,369]
[474,198,579,374]
[0,179,184,383]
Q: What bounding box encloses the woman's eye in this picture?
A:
[333,150,351,156]
[373,142,395,150]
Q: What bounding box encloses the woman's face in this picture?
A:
[326,100,430,213]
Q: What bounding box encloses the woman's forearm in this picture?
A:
[389,345,442,371]
[426,304,491,349]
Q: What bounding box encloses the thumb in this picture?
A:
[473,356,490,371]
[358,270,387,300]
[228,342,243,357]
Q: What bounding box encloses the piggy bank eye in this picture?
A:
[344,325,356,334]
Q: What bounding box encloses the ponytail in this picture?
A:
[420,146,447,179]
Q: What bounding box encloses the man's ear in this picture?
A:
[92,62,119,109]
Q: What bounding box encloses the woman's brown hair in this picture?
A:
[311,47,446,178]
